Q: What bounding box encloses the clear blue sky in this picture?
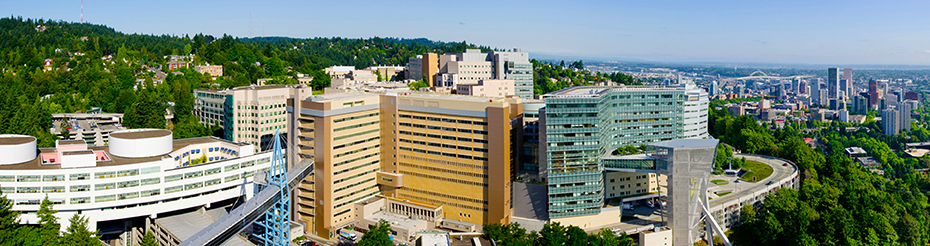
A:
[6,0,930,65]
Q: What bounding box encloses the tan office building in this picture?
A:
[287,92,522,239]
[379,93,522,226]
[422,53,439,87]
[288,93,383,239]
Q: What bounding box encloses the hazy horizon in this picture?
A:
[6,0,930,66]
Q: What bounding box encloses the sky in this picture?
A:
[6,0,930,65]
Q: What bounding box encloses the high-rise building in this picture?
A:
[194,85,309,151]
[709,81,718,98]
[810,78,822,105]
[422,53,439,87]
[539,82,708,218]
[288,93,383,239]
[844,68,853,81]
[853,94,869,115]
[490,49,534,100]
[287,92,522,239]
[868,80,880,108]
[405,55,423,81]
[899,103,912,133]
[380,93,522,227]
[828,68,839,99]
[791,78,800,94]
[882,109,898,135]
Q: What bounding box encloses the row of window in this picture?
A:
[334,112,380,123]
[397,114,488,126]
[0,167,161,183]
[398,131,489,144]
[398,162,487,179]
[398,139,488,153]
[11,168,269,205]
[398,123,488,135]
[398,147,488,162]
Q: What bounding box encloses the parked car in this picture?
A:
[646,200,655,208]
[766,181,775,185]
[783,163,788,166]
[622,203,634,210]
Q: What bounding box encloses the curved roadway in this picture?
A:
[708,153,798,208]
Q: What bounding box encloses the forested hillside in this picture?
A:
[710,108,930,245]
[0,17,480,147]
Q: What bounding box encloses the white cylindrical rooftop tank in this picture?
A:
[0,134,38,165]
[108,129,172,158]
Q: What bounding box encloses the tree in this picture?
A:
[123,91,167,129]
[61,214,101,246]
[537,222,568,246]
[37,195,60,245]
[139,231,158,246]
[484,223,534,246]
[357,219,392,246]
[0,190,21,244]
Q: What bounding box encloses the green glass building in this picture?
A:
[540,83,709,218]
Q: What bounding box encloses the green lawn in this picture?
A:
[740,160,774,182]
[716,191,732,197]
[711,179,729,185]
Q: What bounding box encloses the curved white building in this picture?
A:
[0,129,273,239]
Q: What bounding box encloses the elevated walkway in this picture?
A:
[178,159,313,246]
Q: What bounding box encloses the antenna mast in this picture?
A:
[80,0,84,23]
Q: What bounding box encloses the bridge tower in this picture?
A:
[253,130,290,246]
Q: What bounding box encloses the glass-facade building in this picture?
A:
[541,83,708,218]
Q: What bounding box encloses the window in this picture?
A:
[117,180,139,188]
[15,187,39,193]
[141,189,160,197]
[184,182,203,190]
[95,195,116,203]
[118,169,139,177]
[43,186,64,193]
[141,167,160,174]
[0,176,13,182]
[204,179,221,187]
[141,178,160,186]
[95,183,116,191]
[165,185,183,194]
[205,167,222,176]
[226,163,241,171]
[42,175,65,182]
[184,171,203,179]
[118,192,139,200]
[225,174,242,183]
[70,197,90,204]
[70,185,90,192]
[165,174,183,182]
[16,175,40,182]
[95,171,116,179]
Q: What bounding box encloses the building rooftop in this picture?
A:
[545,85,686,98]
[110,129,171,139]
[0,136,248,170]
[649,139,719,149]
[845,147,868,156]
[0,135,34,145]
[156,207,252,246]
[306,92,377,102]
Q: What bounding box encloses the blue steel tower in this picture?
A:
[253,130,290,246]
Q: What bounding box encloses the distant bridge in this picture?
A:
[731,70,814,80]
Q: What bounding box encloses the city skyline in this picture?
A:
[5,1,930,66]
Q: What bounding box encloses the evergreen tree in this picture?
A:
[37,195,60,245]
[0,190,22,244]
[123,91,167,129]
[357,219,392,246]
[140,231,159,246]
[61,214,101,246]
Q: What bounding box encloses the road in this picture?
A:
[708,154,796,208]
